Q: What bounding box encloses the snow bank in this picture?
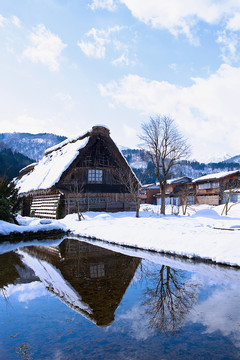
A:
[0,237,66,255]
[78,238,240,282]
[59,204,240,267]
[1,204,240,267]
[0,217,67,236]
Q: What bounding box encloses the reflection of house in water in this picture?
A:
[0,251,39,290]
[20,239,141,327]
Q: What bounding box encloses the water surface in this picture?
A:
[0,237,239,359]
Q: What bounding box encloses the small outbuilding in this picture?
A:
[192,170,240,205]
[16,126,140,218]
[139,183,159,204]
[155,176,194,206]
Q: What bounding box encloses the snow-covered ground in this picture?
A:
[0,217,67,236]
[0,204,240,267]
[58,204,240,267]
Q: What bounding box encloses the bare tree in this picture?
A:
[114,167,141,217]
[220,178,240,215]
[178,183,195,215]
[139,115,191,214]
[142,265,199,334]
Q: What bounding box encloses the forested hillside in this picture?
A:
[0,148,34,180]
[122,149,240,184]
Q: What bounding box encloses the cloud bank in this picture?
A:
[99,64,240,160]
[119,0,240,40]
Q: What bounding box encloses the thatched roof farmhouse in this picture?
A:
[16,126,140,218]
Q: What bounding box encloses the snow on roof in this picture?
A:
[224,188,240,193]
[192,170,240,183]
[16,134,89,194]
[18,162,38,174]
[167,176,191,184]
[20,162,38,171]
[18,249,94,320]
[141,183,156,189]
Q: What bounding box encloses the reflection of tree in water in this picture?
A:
[0,252,23,289]
[0,251,39,302]
[143,265,199,334]
[0,252,24,301]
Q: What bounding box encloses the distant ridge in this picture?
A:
[225,155,240,165]
[1,132,240,184]
[121,148,240,184]
[0,132,67,161]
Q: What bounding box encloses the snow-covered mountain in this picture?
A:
[202,153,233,164]
[122,149,240,184]
[225,155,240,165]
[1,132,240,184]
[0,132,67,161]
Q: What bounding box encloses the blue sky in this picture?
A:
[0,0,240,161]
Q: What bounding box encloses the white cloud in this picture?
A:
[0,14,21,28]
[4,281,47,302]
[78,25,125,59]
[116,305,155,340]
[119,0,240,41]
[99,64,240,160]
[89,0,117,11]
[169,63,177,71]
[0,13,7,27]
[0,113,60,135]
[123,123,137,138]
[11,15,21,28]
[217,30,240,64]
[53,92,75,108]
[227,13,240,31]
[23,24,67,71]
[190,283,240,349]
[112,51,134,66]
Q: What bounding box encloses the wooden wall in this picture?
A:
[63,192,136,216]
[196,195,219,205]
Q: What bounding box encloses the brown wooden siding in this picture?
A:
[63,192,136,215]
[196,195,219,205]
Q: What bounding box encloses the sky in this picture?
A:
[0,0,240,162]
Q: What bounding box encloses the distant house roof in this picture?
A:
[224,188,240,193]
[166,176,192,184]
[192,170,240,183]
[141,183,159,189]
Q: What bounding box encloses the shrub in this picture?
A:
[0,177,22,223]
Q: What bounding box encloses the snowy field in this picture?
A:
[0,204,240,267]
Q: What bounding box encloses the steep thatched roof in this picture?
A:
[16,126,138,195]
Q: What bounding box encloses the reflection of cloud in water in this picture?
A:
[2,281,47,302]
[189,283,240,348]
[114,305,155,341]
[52,349,66,360]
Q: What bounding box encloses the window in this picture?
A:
[90,264,105,278]
[88,169,103,183]
[198,182,219,190]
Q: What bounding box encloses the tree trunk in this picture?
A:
[136,197,140,218]
[160,186,166,215]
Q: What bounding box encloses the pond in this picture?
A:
[0,237,240,359]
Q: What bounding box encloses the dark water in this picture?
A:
[0,237,240,360]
